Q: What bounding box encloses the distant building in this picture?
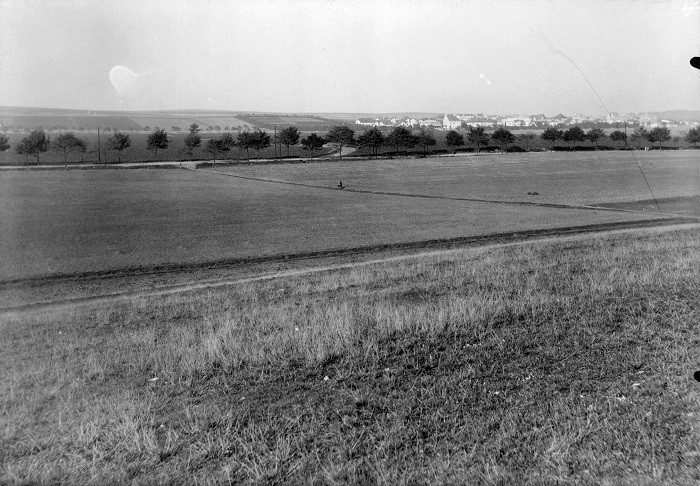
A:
[419,118,442,128]
[502,117,532,127]
[638,113,658,126]
[605,112,621,123]
[355,118,377,126]
[443,114,462,130]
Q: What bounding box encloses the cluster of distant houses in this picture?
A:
[355,112,698,131]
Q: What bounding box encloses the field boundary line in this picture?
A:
[0,216,685,287]
[2,219,697,315]
[193,167,700,221]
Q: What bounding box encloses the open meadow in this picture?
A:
[2,225,700,484]
[1,152,687,285]
[213,150,700,208]
[2,150,700,484]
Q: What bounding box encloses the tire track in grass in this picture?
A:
[1,218,697,315]
[193,167,700,221]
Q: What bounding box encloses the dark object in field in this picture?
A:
[527,191,540,195]
[337,180,344,189]
[694,370,700,382]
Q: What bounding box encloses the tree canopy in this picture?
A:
[237,131,254,160]
[108,131,131,163]
[541,128,563,149]
[491,127,515,153]
[251,130,271,158]
[385,127,417,156]
[647,126,671,149]
[204,133,235,163]
[53,132,87,167]
[301,133,325,158]
[325,126,355,160]
[146,129,169,160]
[517,133,536,151]
[466,126,488,154]
[205,138,220,162]
[16,129,50,164]
[357,127,385,158]
[586,127,605,148]
[630,126,649,147]
[445,130,465,153]
[415,128,436,155]
[0,134,9,152]
[609,130,627,147]
[562,126,586,151]
[184,132,202,158]
[685,127,700,148]
[279,126,300,157]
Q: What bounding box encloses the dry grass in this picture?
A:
[213,150,700,206]
[2,225,700,484]
[1,167,663,283]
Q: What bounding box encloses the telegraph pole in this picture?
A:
[274,124,278,161]
[97,125,101,165]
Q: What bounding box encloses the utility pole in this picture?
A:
[624,119,627,148]
[274,125,278,161]
[97,125,101,165]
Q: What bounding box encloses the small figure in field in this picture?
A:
[337,180,344,189]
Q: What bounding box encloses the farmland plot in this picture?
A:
[0,166,665,282]
[214,151,700,207]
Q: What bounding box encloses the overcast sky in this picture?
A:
[0,0,698,115]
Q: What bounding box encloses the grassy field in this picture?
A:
[210,151,700,207]
[2,225,700,484]
[0,160,671,283]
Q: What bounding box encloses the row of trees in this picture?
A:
[5,130,133,167]
[330,124,696,157]
[184,124,329,162]
[540,126,678,151]
[4,124,699,166]
[2,124,312,166]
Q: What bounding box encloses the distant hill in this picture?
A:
[648,110,700,122]
[0,106,258,132]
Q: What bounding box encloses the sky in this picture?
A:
[0,0,698,116]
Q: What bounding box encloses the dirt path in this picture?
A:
[329,146,357,157]
[2,218,697,315]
